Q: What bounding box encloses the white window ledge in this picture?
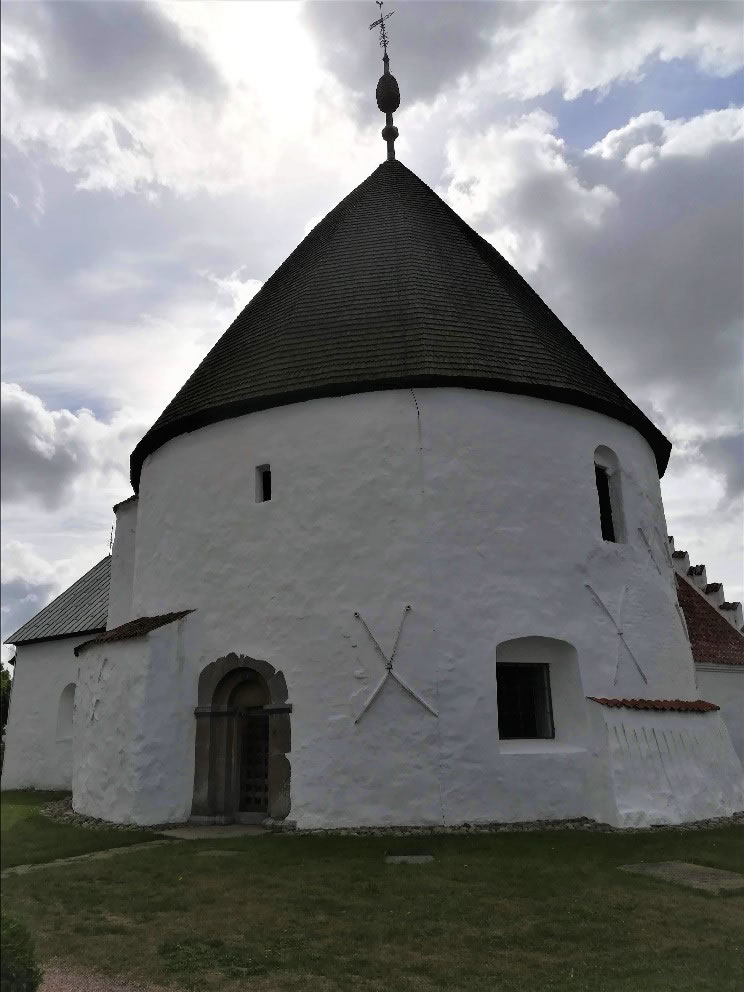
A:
[498,740,587,755]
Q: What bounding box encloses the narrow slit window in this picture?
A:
[496,663,554,739]
[256,465,271,503]
[595,464,616,542]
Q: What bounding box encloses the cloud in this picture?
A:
[203,268,263,312]
[1,542,59,654]
[699,432,744,502]
[442,106,744,431]
[302,0,744,113]
[1,1,222,111]
[0,540,101,658]
[491,0,743,100]
[0,383,141,510]
[0,2,378,197]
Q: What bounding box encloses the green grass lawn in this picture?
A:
[1,790,160,869]
[1,794,742,992]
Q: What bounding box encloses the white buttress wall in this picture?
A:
[598,704,743,825]
[107,498,139,629]
[73,615,196,824]
[696,666,744,764]
[111,387,739,827]
[2,636,83,790]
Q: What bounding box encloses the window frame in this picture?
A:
[593,446,625,543]
[255,464,272,503]
[496,662,555,741]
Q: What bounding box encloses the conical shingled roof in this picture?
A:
[131,159,670,489]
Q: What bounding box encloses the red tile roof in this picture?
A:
[675,574,744,666]
[588,697,719,712]
[74,610,193,656]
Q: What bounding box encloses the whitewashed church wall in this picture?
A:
[107,498,138,629]
[598,705,744,826]
[124,388,715,827]
[73,638,146,822]
[2,636,84,790]
[696,666,744,765]
[73,615,196,825]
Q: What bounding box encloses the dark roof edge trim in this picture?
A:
[74,609,194,656]
[131,375,671,491]
[4,627,107,648]
[587,696,720,712]
[113,494,139,513]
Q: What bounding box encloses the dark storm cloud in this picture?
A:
[699,432,744,502]
[3,1,222,110]
[521,135,744,427]
[1,578,57,643]
[301,1,527,120]
[302,0,742,122]
[0,384,94,510]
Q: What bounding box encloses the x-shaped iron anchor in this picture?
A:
[585,582,648,685]
[353,605,439,724]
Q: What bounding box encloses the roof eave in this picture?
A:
[4,627,107,648]
[131,376,671,492]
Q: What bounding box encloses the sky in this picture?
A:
[1,0,743,664]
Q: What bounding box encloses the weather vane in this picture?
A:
[369,1,394,56]
[370,1,400,162]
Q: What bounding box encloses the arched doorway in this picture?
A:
[191,654,292,825]
[230,674,270,821]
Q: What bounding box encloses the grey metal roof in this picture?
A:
[131,158,671,490]
[5,556,111,646]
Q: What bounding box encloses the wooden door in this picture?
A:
[238,712,269,814]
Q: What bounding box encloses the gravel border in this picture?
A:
[40,798,179,833]
[41,796,743,836]
[287,811,744,836]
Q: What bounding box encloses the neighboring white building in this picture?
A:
[3,557,110,791]
[3,71,743,827]
[670,547,744,765]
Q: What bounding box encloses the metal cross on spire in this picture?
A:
[369,1,394,55]
[370,1,401,161]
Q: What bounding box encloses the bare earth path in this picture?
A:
[41,967,176,992]
[1,839,176,878]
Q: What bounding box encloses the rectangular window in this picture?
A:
[256,464,271,502]
[595,465,616,542]
[496,663,554,739]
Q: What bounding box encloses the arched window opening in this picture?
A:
[594,446,625,543]
[495,637,586,745]
[56,683,75,742]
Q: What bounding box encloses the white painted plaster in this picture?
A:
[107,498,138,629]
[597,705,744,826]
[73,614,197,825]
[2,637,83,790]
[696,665,744,765]
[71,388,743,826]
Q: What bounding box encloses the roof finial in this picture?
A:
[370,1,400,162]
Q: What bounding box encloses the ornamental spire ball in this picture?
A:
[369,1,400,160]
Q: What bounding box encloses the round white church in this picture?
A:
[4,80,744,829]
